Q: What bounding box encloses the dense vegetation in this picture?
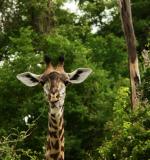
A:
[0,0,150,159]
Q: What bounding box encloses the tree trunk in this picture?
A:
[29,0,55,34]
[118,0,140,110]
[38,0,55,33]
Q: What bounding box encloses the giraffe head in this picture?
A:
[17,55,92,108]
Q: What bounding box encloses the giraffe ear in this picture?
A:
[17,72,41,87]
[68,68,92,84]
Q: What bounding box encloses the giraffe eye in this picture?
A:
[64,80,70,86]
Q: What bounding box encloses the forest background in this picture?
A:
[0,0,150,159]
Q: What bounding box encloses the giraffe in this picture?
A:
[16,55,92,160]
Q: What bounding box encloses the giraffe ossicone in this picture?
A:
[17,55,92,160]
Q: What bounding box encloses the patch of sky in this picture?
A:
[60,0,117,34]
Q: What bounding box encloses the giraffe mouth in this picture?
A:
[50,100,60,108]
[51,100,59,104]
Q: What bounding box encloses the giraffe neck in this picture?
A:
[45,105,64,160]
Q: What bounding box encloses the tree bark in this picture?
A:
[38,0,55,33]
[29,0,55,34]
[118,0,140,110]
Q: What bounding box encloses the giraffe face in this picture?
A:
[43,72,67,107]
[16,56,92,108]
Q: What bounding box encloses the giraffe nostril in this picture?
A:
[56,93,59,98]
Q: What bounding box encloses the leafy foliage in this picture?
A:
[98,86,150,160]
[0,0,150,159]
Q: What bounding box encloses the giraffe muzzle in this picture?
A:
[49,93,59,102]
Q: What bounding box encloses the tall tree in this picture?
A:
[118,0,140,109]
